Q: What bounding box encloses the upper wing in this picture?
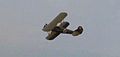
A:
[46,31,60,40]
[43,12,67,31]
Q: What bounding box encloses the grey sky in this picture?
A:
[0,0,120,57]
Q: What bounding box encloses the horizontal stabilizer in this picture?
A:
[72,26,83,36]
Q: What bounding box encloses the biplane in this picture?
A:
[42,12,83,40]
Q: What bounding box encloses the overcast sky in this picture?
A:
[0,0,120,57]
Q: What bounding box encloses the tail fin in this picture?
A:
[72,26,83,36]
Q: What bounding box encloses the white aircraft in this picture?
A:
[42,12,83,40]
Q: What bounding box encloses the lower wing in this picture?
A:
[46,31,60,40]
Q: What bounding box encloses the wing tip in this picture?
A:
[60,12,68,16]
